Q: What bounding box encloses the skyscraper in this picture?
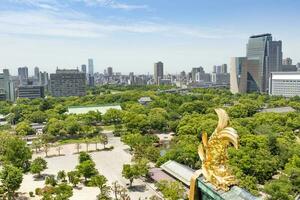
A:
[88,59,94,75]
[107,67,113,77]
[154,61,164,85]
[50,69,86,97]
[0,69,15,101]
[246,33,282,92]
[81,64,87,74]
[191,67,204,82]
[34,67,40,80]
[230,57,247,94]
[18,66,28,84]
[221,64,228,73]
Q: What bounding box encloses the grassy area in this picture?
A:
[58,137,91,145]
[101,125,115,131]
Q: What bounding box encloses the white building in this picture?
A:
[269,72,300,97]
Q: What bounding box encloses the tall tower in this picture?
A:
[107,67,113,77]
[88,59,94,75]
[81,65,87,74]
[246,33,282,92]
[154,61,164,85]
[34,67,40,80]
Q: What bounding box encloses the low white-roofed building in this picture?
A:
[67,105,122,115]
[269,72,300,97]
[138,97,152,105]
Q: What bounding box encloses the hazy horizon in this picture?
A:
[1,0,300,75]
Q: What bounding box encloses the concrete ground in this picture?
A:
[18,131,160,200]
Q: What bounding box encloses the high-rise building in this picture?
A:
[191,67,204,82]
[269,72,300,97]
[212,64,230,85]
[221,64,228,73]
[154,62,164,85]
[246,33,282,92]
[81,64,87,74]
[107,67,113,77]
[18,67,29,84]
[34,67,40,80]
[230,57,247,94]
[0,69,15,101]
[50,69,86,97]
[88,59,94,75]
[17,85,45,99]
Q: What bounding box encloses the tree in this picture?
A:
[100,134,108,149]
[102,109,123,124]
[155,180,187,200]
[75,142,81,154]
[84,138,91,152]
[111,181,130,200]
[90,174,110,199]
[55,144,63,156]
[121,132,143,151]
[43,142,51,157]
[54,183,73,200]
[32,139,42,153]
[264,177,294,200]
[30,157,47,178]
[57,170,67,183]
[0,132,32,170]
[29,111,47,123]
[76,160,98,182]
[122,164,139,187]
[67,171,80,187]
[78,152,92,163]
[0,164,23,199]
[45,175,57,187]
[15,121,35,135]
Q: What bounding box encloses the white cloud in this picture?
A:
[76,0,149,11]
[7,0,61,11]
[0,9,246,40]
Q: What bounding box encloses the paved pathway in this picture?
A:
[19,131,159,200]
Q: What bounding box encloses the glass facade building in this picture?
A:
[246,34,282,93]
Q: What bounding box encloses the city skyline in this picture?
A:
[1,0,300,74]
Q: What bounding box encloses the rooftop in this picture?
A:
[261,106,296,113]
[67,105,122,115]
[161,160,261,200]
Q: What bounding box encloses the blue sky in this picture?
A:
[0,0,300,75]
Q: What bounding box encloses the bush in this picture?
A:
[29,191,34,197]
[35,188,42,195]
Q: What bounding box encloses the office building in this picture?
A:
[281,65,297,72]
[34,67,40,80]
[213,64,228,74]
[0,69,15,101]
[88,59,94,75]
[212,64,230,85]
[297,63,300,71]
[269,72,300,97]
[195,72,211,83]
[18,67,29,84]
[50,69,86,97]
[154,62,164,85]
[107,67,113,77]
[191,67,204,82]
[211,73,230,85]
[81,65,87,74]
[17,85,45,99]
[230,57,247,94]
[246,33,282,92]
